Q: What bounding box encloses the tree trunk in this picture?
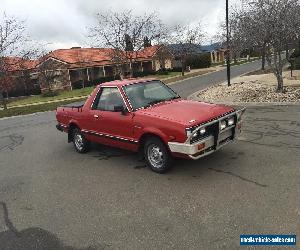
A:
[261,43,266,70]
[285,44,289,60]
[266,48,284,93]
[48,82,51,93]
[181,57,185,76]
[276,51,284,93]
[115,65,123,80]
[276,73,284,92]
[82,70,85,88]
[0,92,7,110]
[261,53,266,70]
[129,63,133,78]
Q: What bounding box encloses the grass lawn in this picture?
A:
[1,98,87,118]
[230,57,259,66]
[8,87,94,107]
[142,71,182,79]
[212,57,260,67]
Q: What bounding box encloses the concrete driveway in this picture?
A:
[0,104,299,250]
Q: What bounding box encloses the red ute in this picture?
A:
[56,79,245,173]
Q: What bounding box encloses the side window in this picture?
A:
[94,87,124,111]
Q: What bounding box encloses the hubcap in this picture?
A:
[74,133,84,151]
[147,144,164,169]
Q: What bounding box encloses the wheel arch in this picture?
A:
[68,122,80,143]
[138,131,169,153]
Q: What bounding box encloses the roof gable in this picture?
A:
[201,42,224,52]
[0,57,38,71]
[168,43,203,55]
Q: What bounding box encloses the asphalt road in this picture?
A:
[1,61,300,249]
[170,59,262,98]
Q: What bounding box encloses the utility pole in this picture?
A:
[226,0,231,86]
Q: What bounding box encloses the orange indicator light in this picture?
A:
[198,143,205,150]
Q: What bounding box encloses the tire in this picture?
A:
[72,128,90,153]
[144,137,173,173]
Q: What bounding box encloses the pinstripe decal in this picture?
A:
[81,129,138,144]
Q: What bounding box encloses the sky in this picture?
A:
[1,0,231,51]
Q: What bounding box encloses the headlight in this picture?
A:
[199,128,206,134]
[186,128,192,137]
[186,127,206,138]
[220,120,226,130]
[228,117,235,126]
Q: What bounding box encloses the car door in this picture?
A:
[86,86,136,150]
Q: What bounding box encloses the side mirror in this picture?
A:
[114,105,127,115]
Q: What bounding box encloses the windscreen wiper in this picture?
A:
[168,96,180,100]
[147,99,164,107]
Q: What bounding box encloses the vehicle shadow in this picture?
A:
[0,201,104,250]
[89,142,238,176]
[0,227,102,250]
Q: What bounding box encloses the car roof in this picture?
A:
[99,78,157,87]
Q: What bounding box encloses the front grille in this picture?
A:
[219,132,234,145]
[190,122,219,144]
[189,114,236,145]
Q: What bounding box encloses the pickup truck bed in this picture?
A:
[60,100,86,109]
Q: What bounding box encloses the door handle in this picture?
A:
[94,114,100,119]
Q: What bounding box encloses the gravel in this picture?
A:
[197,80,300,103]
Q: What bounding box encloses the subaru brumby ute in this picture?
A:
[56,79,245,173]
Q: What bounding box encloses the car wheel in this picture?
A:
[73,128,90,153]
[144,137,173,173]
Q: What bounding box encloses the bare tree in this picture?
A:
[0,13,27,109]
[156,45,172,71]
[237,0,300,92]
[89,10,165,78]
[170,23,204,76]
[36,59,58,93]
[0,13,38,109]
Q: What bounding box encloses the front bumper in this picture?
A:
[168,108,245,160]
[56,123,68,132]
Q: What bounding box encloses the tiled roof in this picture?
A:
[45,48,115,64]
[201,42,224,52]
[40,45,162,68]
[136,45,162,59]
[1,57,38,71]
[168,43,203,56]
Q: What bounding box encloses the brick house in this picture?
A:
[167,43,204,68]
[36,45,173,92]
[201,43,226,64]
[0,57,39,97]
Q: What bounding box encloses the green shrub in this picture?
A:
[290,48,300,69]
[156,69,169,75]
[291,48,300,58]
[186,53,211,69]
[294,57,300,69]
[132,71,154,77]
[41,90,59,97]
[171,67,183,72]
